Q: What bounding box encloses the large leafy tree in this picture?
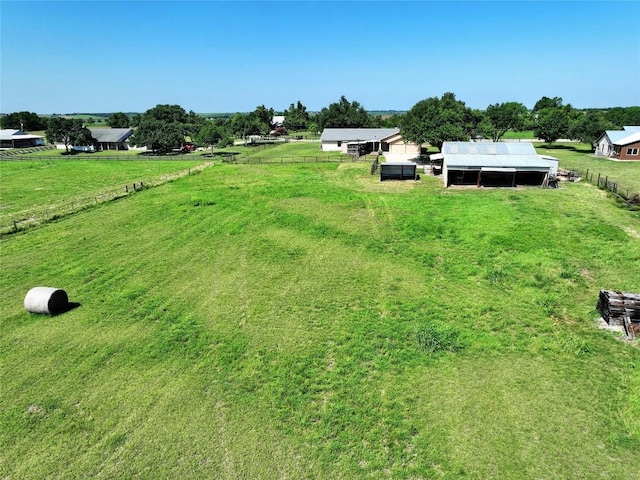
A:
[533,96,563,112]
[316,96,371,131]
[603,106,640,128]
[194,120,226,154]
[185,110,207,137]
[129,104,202,153]
[230,112,262,138]
[252,105,275,134]
[534,107,571,144]
[1,111,47,131]
[485,102,528,141]
[45,117,93,153]
[130,118,185,153]
[143,104,190,124]
[401,92,473,150]
[466,109,493,141]
[569,111,613,151]
[283,101,310,131]
[107,112,130,128]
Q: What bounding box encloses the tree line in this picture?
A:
[2,97,639,153]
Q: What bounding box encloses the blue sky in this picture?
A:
[1,0,639,113]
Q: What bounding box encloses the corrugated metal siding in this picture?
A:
[442,141,550,169]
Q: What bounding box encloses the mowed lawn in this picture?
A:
[1,160,640,478]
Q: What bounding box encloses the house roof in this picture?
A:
[89,128,133,143]
[379,131,414,144]
[442,141,551,170]
[0,129,22,139]
[320,128,399,142]
[613,130,640,146]
[601,126,640,144]
[0,129,44,141]
[381,161,417,166]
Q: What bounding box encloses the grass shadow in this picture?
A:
[201,151,242,158]
[535,143,594,154]
[52,302,81,316]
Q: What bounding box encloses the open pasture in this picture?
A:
[0,158,206,232]
[536,143,640,194]
[1,158,640,478]
[219,140,346,161]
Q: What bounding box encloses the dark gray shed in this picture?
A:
[380,161,418,181]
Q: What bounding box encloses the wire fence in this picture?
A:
[569,168,639,205]
[0,150,371,235]
[1,153,201,162]
[1,162,213,236]
[222,154,364,164]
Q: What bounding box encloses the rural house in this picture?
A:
[440,141,556,188]
[89,128,134,151]
[0,129,45,149]
[320,128,420,160]
[55,128,134,152]
[596,126,640,159]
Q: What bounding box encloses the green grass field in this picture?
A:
[1,148,640,478]
[536,143,640,194]
[220,140,349,161]
[0,158,206,231]
[502,130,536,139]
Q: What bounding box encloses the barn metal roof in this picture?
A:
[0,129,44,141]
[442,141,551,170]
[320,128,399,142]
[603,126,640,144]
[613,130,640,146]
[89,128,133,143]
[381,160,417,166]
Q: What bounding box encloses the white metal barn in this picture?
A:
[441,142,555,188]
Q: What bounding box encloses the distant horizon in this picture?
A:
[2,1,639,113]
[3,105,639,118]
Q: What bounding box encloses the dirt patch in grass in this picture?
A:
[595,317,638,345]
[622,226,640,239]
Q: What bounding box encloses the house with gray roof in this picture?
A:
[320,128,420,160]
[596,126,640,160]
[55,128,135,152]
[441,141,556,188]
[89,128,134,151]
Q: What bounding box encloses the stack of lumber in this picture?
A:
[596,290,640,327]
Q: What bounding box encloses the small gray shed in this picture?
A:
[380,161,418,181]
